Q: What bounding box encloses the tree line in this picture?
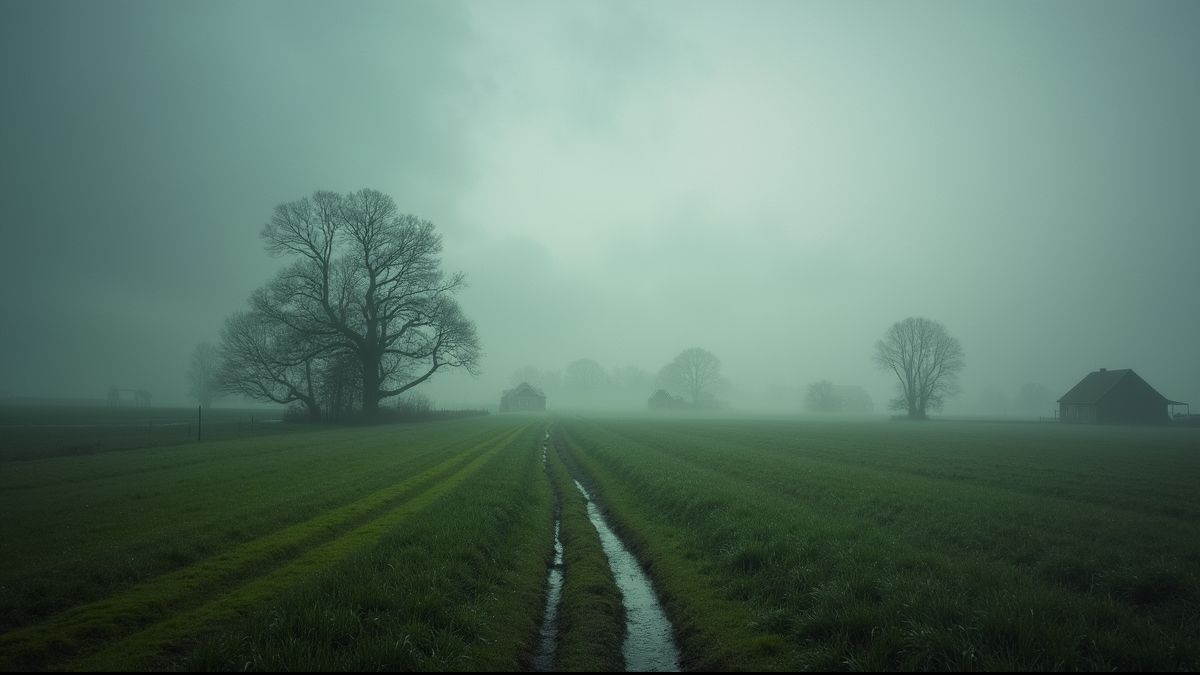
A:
[186,189,973,422]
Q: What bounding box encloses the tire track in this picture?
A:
[0,424,528,671]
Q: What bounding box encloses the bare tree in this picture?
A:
[659,347,722,407]
[874,317,965,419]
[805,380,841,413]
[564,358,608,394]
[187,342,220,408]
[318,350,362,422]
[216,310,323,422]
[257,189,481,417]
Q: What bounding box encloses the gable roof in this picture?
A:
[1057,369,1167,405]
[504,382,545,399]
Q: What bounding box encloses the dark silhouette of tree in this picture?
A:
[659,347,722,406]
[805,380,841,413]
[255,188,480,418]
[217,309,323,422]
[319,350,362,421]
[187,342,220,408]
[564,358,608,395]
[874,317,964,420]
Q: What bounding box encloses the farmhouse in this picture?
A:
[647,389,687,410]
[1058,368,1183,425]
[500,382,546,412]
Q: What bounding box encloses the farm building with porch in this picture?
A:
[1058,368,1186,425]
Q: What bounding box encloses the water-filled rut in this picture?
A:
[573,480,681,672]
[534,428,563,672]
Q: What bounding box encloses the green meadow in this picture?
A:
[557,417,1200,670]
[2,412,1199,670]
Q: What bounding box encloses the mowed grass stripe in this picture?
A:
[616,419,1200,521]
[68,422,532,667]
[65,423,531,672]
[0,424,527,671]
[560,419,1200,670]
[586,420,1200,573]
[174,422,552,671]
[0,420,481,492]
[0,423,505,633]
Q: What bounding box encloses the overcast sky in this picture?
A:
[2,0,1198,412]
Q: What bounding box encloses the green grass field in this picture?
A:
[0,404,301,461]
[2,412,1198,670]
[557,416,1200,670]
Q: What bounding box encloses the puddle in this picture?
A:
[574,479,681,672]
[533,519,565,671]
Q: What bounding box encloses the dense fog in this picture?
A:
[2,1,1198,415]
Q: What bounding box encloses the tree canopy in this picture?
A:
[659,347,723,407]
[220,188,479,419]
[874,317,964,420]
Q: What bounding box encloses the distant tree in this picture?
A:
[217,309,323,422]
[256,188,480,418]
[873,317,965,420]
[1015,382,1051,417]
[805,380,841,413]
[187,342,220,408]
[564,358,608,394]
[659,347,722,407]
[612,365,653,394]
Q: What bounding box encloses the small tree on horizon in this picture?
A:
[873,317,965,420]
[659,347,723,407]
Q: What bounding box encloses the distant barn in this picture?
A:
[1058,368,1182,425]
[500,382,546,413]
[647,389,686,410]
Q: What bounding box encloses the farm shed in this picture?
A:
[500,382,546,412]
[1057,368,1181,425]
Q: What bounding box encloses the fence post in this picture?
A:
[197,405,202,442]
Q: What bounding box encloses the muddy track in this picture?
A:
[552,425,681,672]
[533,426,565,671]
[0,424,530,671]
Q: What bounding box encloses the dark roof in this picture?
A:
[1057,369,1167,405]
[504,382,545,399]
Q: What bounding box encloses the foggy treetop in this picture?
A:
[2,0,1198,410]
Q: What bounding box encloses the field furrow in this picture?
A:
[68,424,530,671]
[558,417,1200,671]
[0,421,529,670]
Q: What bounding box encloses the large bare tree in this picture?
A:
[659,347,722,407]
[874,317,965,419]
[217,309,324,422]
[256,188,480,417]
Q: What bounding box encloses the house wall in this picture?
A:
[1061,403,1097,424]
[501,394,546,412]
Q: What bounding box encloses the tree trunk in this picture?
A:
[907,397,925,419]
[361,366,379,418]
